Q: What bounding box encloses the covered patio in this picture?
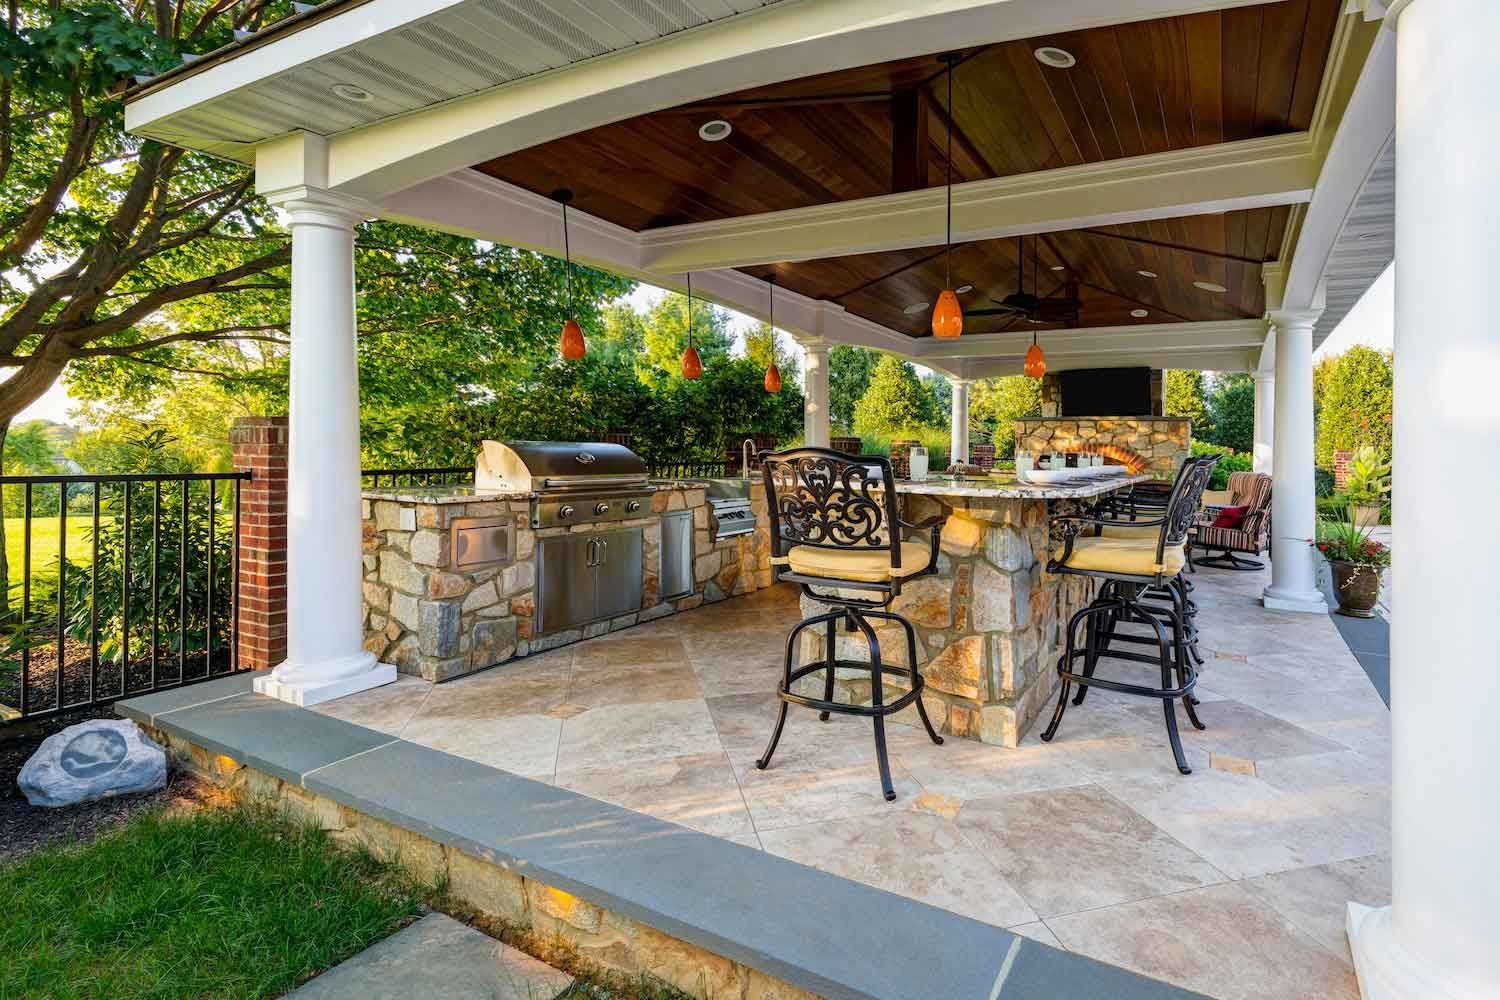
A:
[121,1,1496,997]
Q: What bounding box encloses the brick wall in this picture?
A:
[829,436,863,456]
[1333,450,1353,490]
[230,417,288,672]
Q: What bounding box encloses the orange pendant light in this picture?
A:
[1024,331,1047,378]
[553,189,585,360]
[763,274,782,393]
[681,272,703,380]
[931,54,963,340]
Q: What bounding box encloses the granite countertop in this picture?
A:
[361,485,530,505]
[885,472,1152,500]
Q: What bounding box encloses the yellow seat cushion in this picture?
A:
[1098,522,1160,540]
[1200,489,1234,507]
[1054,536,1186,577]
[784,541,932,583]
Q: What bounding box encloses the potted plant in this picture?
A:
[1343,445,1391,529]
[1313,508,1391,618]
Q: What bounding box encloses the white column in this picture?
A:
[948,377,971,465]
[254,191,395,706]
[1253,370,1275,475]
[1262,309,1327,614]
[800,339,830,448]
[1347,2,1500,997]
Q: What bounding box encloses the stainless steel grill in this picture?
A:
[475,440,655,528]
[709,497,755,539]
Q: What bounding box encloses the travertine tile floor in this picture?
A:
[316,566,1391,1000]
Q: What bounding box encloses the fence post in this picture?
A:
[231,417,289,672]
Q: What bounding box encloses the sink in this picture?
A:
[703,477,754,501]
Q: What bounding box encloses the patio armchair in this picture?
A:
[1192,471,1273,570]
[756,447,946,802]
[1041,455,1218,774]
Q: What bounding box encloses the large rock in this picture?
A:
[18,719,166,808]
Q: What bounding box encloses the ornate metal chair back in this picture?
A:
[759,447,901,564]
[1157,455,1219,562]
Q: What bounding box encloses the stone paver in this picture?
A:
[289,913,573,999]
[313,565,1390,1000]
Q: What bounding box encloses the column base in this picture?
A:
[1262,585,1328,614]
[253,653,395,707]
[1347,903,1469,999]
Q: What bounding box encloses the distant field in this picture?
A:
[3,516,106,608]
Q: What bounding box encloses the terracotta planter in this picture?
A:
[1330,559,1382,618]
[1353,504,1382,530]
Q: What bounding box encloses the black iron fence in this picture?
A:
[360,467,472,489]
[1,472,248,724]
[647,460,730,480]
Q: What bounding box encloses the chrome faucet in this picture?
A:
[741,438,757,478]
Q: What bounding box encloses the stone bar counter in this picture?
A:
[799,473,1150,748]
[359,481,772,682]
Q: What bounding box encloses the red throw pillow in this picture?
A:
[1211,505,1248,529]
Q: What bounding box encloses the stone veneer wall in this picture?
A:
[1015,417,1190,480]
[798,496,1096,747]
[361,483,772,682]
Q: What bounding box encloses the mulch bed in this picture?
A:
[2,639,233,719]
[1,710,216,863]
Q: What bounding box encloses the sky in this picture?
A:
[13,264,1396,428]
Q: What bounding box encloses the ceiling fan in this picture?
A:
[963,235,1081,327]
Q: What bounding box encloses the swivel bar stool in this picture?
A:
[1041,455,1217,773]
[756,447,945,801]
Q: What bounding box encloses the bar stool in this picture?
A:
[1040,455,1217,773]
[756,447,945,801]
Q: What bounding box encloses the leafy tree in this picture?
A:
[970,376,1042,458]
[742,321,801,387]
[635,293,734,387]
[1313,345,1393,467]
[853,355,938,437]
[923,371,952,420]
[1164,370,1212,440]
[828,345,877,433]
[1205,373,1255,454]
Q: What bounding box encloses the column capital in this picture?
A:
[1266,307,1323,333]
[793,335,829,354]
[947,375,975,387]
[1252,370,1274,385]
[267,185,374,230]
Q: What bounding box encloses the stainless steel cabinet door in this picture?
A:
[537,534,595,635]
[592,527,644,621]
[659,511,693,600]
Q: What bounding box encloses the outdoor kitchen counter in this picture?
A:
[800,472,1150,748]
[359,481,772,683]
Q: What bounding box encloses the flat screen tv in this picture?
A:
[1058,367,1152,417]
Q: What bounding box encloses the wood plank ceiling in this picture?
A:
[473,0,1340,336]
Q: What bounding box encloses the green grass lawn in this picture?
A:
[0,803,425,1000]
[3,515,104,610]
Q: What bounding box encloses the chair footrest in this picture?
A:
[1058,662,1197,700]
[777,659,923,718]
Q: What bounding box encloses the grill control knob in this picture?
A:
[625,500,642,514]
[594,502,611,516]
[557,505,575,521]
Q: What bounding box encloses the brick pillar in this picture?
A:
[1333,449,1353,490]
[231,417,289,672]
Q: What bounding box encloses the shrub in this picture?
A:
[1190,441,1252,490]
[1315,467,1335,498]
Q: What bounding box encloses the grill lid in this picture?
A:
[476,440,648,493]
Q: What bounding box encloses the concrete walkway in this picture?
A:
[289,913,574,999]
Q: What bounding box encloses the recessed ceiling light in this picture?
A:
[1130,309,1149,318]
[903,301,930,315]
[1050,265,1066,272]
[331,83,372,102]
[1194,280,1228,293]
[1034,46,1076,69]
[698,119,733,142]
[1137,270,1158,279]
[1357,232,1378,241]
[955,284,973,294]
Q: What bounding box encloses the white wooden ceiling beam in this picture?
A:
[637,135,1319,273]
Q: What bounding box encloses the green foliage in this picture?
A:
[0,801,424,999]
[1344,445,1391,505]
[857,426,950,469]
[635,292,735,387]
[853,355,938,437]
[0,4,177,104]
[1190,440,1252,491]
[1315,467,1336,498]
[828,345,877,433]
[1164,370,1212,439]
[1314,346,1393,467]
[970,376,1042,459]
[1204,373,1255,453]
[1315,507,1391,568]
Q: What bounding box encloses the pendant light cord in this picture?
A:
[945,59,954,288]
[562,200,573,314]
[686,272,693,351]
